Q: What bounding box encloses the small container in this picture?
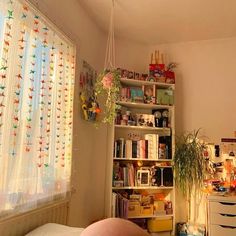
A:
[122,114,128,121]
[121,120,127,126]
[215,145,220,157]
[159,144,166,159]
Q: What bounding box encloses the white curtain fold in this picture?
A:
[0,0,75,217]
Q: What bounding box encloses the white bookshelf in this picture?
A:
[105,76,176,235]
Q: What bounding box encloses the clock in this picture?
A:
[154,111,162,118]
[162,110,169,127]
[162,110,169,118]
[154,110,162,127]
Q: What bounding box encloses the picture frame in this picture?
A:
[137,169,150,186]
[143,85,156,104]
[136,113,155,127]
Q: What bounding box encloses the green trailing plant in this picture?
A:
[173,129,207,220]
[95,69,121,124]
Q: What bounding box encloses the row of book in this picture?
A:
[114,134,159,159]
[113,163,136,187]
[113,163,174,187]
[112,192,128,218]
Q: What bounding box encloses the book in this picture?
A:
[125,140,132,159]
[144,134,157,159]
[130,87,144,103]
[132,141,137,158]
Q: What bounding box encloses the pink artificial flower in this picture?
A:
[101,72,113,89]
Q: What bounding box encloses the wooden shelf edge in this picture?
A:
[113,158,173,162]
[120,78,175,89]
[128,214,174,219]
[112,186,174,190]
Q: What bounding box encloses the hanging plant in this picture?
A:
[95,69,121,124]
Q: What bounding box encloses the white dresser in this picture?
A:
[208,195,236,236]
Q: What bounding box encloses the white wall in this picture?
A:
[150,37,236,143]
[115,37,148,73]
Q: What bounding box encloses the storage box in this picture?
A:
[140,205,154,216]
[147,217,173,232]
[153,200,166,215]
[128,203,141,217]
[156,89,174,105]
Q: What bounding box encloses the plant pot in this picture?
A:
[177,222,205,236]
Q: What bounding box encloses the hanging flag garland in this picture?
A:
[0,0,75,172]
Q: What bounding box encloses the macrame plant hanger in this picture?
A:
[104,0,115,70]
[94,0,119,124]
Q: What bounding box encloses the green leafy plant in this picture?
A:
[173,129,207,220]
[95,69,121,124]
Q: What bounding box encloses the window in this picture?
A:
[0,0,75,218]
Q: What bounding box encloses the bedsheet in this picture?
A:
[25,223,84,236]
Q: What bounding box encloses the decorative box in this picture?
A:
[128,202,141,217]
[156,89,174,105]
[140,205,153,216]
[153,200,166,215]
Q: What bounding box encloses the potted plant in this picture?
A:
[173,129,207,236]
[95,69,121,124]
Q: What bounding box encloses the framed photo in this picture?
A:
[136,113,155,127]
[137,169,150,186]
[143,85,155,104]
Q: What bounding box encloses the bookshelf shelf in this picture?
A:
[115,124,171,133]
[128,214,174,219]
[112,186,174,190]
[117,101,173,110]
[120,78,175,90]
[113,158,173,162]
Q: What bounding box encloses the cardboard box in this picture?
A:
[128,202,141,217]
[153,200,166,215]
[140,205,153,216]
[147,217,173,232]
[156,89,174,105]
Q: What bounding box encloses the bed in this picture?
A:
[25,223,84,236]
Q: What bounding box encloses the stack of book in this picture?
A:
[112,192,129,218]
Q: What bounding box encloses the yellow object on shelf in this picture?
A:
[128,203,141,217]
[147,217,173,232]
[140,205,154,216]
[153,200,165,214]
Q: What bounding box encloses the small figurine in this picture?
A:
[80,92,88,120]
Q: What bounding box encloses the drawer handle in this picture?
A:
[219,202,236,206]
[220,213,236,217]
[220,225,236,229]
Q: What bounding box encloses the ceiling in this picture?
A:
[79,0,236,45]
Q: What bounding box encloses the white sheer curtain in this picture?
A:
[0,0,75,217]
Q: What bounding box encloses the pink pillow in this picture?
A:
[81,218,149,236]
